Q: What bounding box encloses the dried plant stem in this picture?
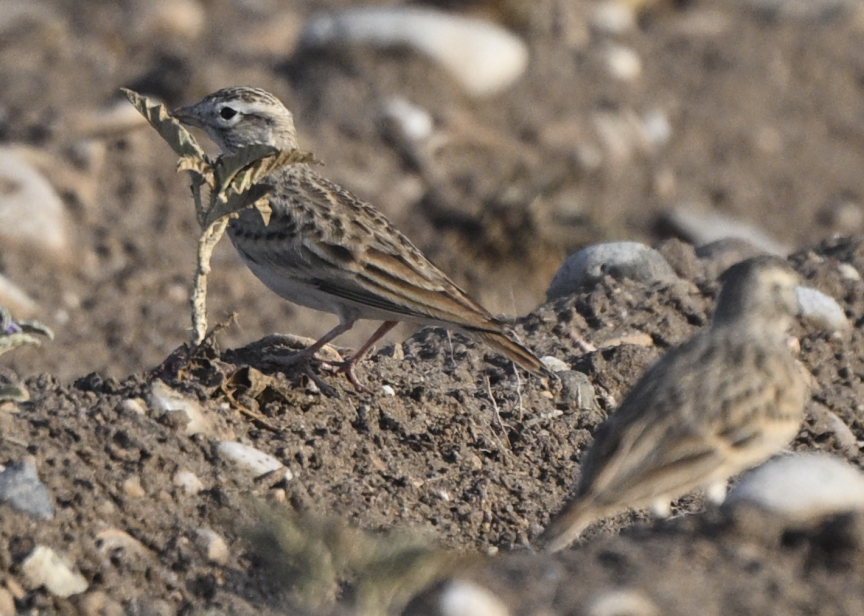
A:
[191,217,230,345]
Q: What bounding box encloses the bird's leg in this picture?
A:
[263,317,357,367]
[334,321,398,393]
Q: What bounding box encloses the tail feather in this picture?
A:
[471,330,549,377]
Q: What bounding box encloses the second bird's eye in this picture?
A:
[219,107,237,120]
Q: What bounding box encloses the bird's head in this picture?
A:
[172,86,298,153]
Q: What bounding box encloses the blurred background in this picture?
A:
[2,0,864,380]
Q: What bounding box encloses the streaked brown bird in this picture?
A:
[536,256,810,552]
[172,86,547,391]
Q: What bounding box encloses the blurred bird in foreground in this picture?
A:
[536,256,810,552]
[172,86,548,391]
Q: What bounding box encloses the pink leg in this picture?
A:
[337,321,398,392]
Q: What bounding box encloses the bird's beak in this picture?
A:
[172,105,203,128]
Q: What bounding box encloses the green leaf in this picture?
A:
[121,88,207,160]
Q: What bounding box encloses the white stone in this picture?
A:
[0,147,69,258]
[217,441,283,477]
[664,206,790,256]
[381,384,396,396]
[546,242,676,300]
[795,286,849,331]
[173,470,204,495]
[838,263,861,281]
[0,273,37,319]
[148,380,213,436]
[95,528,149,556]
[591,1,636,33]
[439,580,509,616]
[21,546,88,598]
[725,453,864,523]
[194,528,229,565]
[380,98,434,142]
[299,7,529,97]
[540,356,570,373]
[116,398,146,416]
[603,44,642,81]
[587,589,659,616]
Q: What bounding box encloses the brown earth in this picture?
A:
[2,0,864,614]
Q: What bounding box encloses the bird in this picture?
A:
[171,86,548,391]
[535,255,810,552]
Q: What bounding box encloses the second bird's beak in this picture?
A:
[171,105,203,128]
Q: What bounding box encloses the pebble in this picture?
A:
[194,528,229,565]
[725,453,864,524]
[116,398,147,416]
[95,528,149,556]
[21,545,88,598]
[663,206,789,256]
[591,1,637,34]
[795,286,849,331]
[298,7,529,97]
[540,356,570,373]
[148,380,213,437]
[558,371,600,411]
[603,44,642,81]
[838,263,861,281]
[546,242,677,300]
[216,441,284,477]
[380,97,434,142]
[439,580,509,616]
[0,588,13,616]
[65,99,150,137]
[74,590,124,616]
[122,475,146,499]
[0,461,54,520]
[173,469,204,496]
[381,384,396,396]
[587,588,659,616]
[0,147,70,259]
[0,273,37,319]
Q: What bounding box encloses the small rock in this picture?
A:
[664,206,789,256]
[381,384,396,396]
[838,263,861,281]
[557,371,600,411]
[540,356,570,373]
[591,1,636,33]
[0,587,13,616]
[95,528,149,556]
[129,598,175,616]
[217,441,284,477]
[65,99,149,138]
[380,97,434,142]
[148,380,213,437]
[122,476,146,499]
[194,528,229,565]
[74,590,124,616]
[298,7,529,97]
[377,343,405,360]
[795,286,849,331]
[116,398,147,416]
[172,470,204,496]
[725,453,864,524]
[603,44,641,81]
[439,580,509,616]
[587,588,659,616]
[0,461,54,520]
[546,242,677,300]
[21,545,88,598]
[807,405,858,457]
[0,147,70,259]
[695,238,767,279]
[0,273,37,319]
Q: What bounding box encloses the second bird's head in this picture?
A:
[713,255,800,334]
[173,86,298,153]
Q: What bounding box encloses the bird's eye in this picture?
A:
[219,107,237,120]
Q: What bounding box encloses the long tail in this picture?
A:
[534,498,594,553]
[471,330,549,377]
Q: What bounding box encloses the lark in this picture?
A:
[536,256,810,552]
[172,86,547,391]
